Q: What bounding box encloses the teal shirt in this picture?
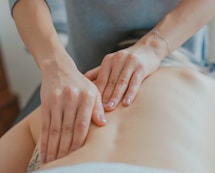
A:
[9,0,208,73]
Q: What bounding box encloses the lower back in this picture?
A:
[40,67,215,173]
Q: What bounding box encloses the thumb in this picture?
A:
[84,66,100,81]
[92,93,107,126]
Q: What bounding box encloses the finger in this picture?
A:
[70,92,95,152]
[57,92,78,159]
[92,92,107,126]
[123,69,144,106]
[84,66,100,81]
[106,63,134,111]
[46,100,63,162]
[40,106,51,163]
[95,54,112,94]
[103,52,126,109]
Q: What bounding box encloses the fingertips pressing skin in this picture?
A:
[104,59,134,111]
[69,91,95,152]
[102,52,125,105]
[84,66,100,81]
[102,78,117,107]
[92,93,107,126]
[40,107,51,163]
[123,69,144,106]
[46,103,63,163]
[57,92,77,159]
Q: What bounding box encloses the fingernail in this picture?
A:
[106,101,115,108]
[123,97,131,106]
[98,114,107,123]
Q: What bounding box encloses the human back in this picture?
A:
[8,0,214,166]
[34,64,215,173]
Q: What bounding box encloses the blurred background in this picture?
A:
[0,0,40,108]
[0,0,68,109]
[0,0,215,109]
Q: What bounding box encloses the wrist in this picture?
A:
[39,49,77,77]
[30,33,75,74]
[136,29,170,59]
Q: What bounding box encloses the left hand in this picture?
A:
[85,42,162,111]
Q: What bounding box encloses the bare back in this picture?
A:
[29,67,215,173]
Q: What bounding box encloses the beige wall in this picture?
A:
[0,0,215,108]
[0,0,41,108]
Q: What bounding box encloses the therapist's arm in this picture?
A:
[138,0,215,56]
[12,0,106,163]
[12,0,68,68]
[86,0,215,113]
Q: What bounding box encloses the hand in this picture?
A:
[85,43,161,111]
[40,57,106,163]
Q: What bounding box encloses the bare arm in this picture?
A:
[86,0,215,113]
[138,0,215,58]
[12,0,71,70]
[12,0,106,163]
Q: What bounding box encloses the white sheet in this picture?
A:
[32,162,179,173]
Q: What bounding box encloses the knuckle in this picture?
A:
[127,54,136,62]
[64,86,79,98]
[117,78,128,86]
[137,64,145,72]
[41,140,47,149]
[50,126,61,136]
[103,54,112,63]
[76,120,88,133]
[82,89,95,99]
[62,124,73,133]
[107,79,117,86]
[117,50,126,57]
[114,51,124,61]
[63,86,73,97]
[41,123,49,132]
[81,91,96,106]
[130,78,138,86]
[51,91,62,105]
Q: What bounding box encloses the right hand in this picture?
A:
[40,56,107,163]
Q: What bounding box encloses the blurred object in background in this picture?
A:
[0,40,19,137]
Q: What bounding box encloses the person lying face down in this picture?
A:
[0,49,215,173]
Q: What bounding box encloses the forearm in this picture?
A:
[138,0,215,59]
[12,0,75,73]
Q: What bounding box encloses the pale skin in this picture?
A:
[12,0,215,163]
[0,65,215,173]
